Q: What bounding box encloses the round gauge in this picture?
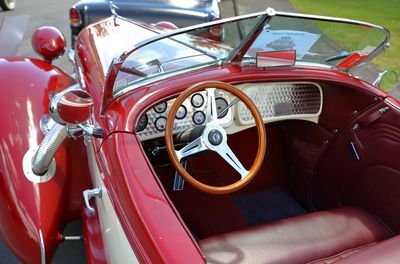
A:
[216,97,229,118]
[176,105,187,120]
[154,117,167,131]
[192,111,206,125]
[191,93,204,108]
[136,114,148,132]
[154,102,167,113]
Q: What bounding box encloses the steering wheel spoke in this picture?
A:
[176,136,206,161]
[206,88,219,122]
[217,143,249,178]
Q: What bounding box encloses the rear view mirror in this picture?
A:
[256,50,296,68]
[50,89,94,125]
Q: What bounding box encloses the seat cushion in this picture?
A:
[334,235,400,264]
[199,207,392,264]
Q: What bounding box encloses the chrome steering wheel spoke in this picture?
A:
[216,142,248,178]
[176,136,206,161]
[206,88,219,122]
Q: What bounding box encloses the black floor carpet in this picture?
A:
[234,187,307,226]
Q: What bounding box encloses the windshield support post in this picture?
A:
[226,7,276,64]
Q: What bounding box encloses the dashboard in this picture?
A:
[136,82,322,141]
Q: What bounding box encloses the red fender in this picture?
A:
[0,58,91,263]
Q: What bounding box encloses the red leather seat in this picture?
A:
[199,207,393,264]
[333,235,400,264]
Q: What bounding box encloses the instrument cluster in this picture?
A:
[136,90,232,140]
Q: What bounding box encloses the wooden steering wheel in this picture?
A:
[165,81,267,195]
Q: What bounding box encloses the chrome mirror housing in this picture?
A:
[373,70,399,91]
[50,88,94,125]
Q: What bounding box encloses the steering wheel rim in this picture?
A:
[165,81,267,195]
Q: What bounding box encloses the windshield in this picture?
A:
[245,15,388,68]
[113,11,388,96]
[113,15,262,95]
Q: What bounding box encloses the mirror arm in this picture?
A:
[78,123,104,138]
[373,70,398,87]
[66,123,104,139]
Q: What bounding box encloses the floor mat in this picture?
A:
[233,187,307,226]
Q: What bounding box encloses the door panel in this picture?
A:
[313,100,400,233]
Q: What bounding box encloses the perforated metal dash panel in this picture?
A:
[238,82,322,125]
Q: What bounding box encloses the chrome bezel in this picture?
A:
[22,146,56,183]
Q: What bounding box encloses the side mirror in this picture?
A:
[373,70,399,91]
[50,89,94,125]
[256,50,296,68]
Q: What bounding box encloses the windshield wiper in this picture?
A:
[119,59,165,77]
[325,51,353,62]
[120,66,147,77]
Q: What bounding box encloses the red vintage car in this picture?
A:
[1,7,399,264]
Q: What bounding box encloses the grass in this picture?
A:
[289,0,400,75]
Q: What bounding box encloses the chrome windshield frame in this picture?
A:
[101,9,275,109]
[102,8,390,112]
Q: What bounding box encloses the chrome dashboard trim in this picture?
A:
[39,230,46,264]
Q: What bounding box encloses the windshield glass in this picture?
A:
[113,15,262,95]
[113,12,388,96]
[245,16,387,68]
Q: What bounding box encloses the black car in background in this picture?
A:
[69,0,220,59]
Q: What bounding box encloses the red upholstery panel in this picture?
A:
[313,101,400,233]
[199,207,392,264]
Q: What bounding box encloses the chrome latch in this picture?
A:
[173,160,187,191]
[83,187,102,213]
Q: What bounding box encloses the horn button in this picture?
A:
[208,129,223,146]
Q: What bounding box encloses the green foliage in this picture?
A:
[289,0,400,74]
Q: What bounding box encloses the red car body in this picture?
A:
[0,8,400,264]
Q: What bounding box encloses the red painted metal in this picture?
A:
[31,27,66,63]
[0,57,91,263]
[74,17,158,122]
[82,206,107,264]
[58,90,93,124]
[97,133,204,263]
